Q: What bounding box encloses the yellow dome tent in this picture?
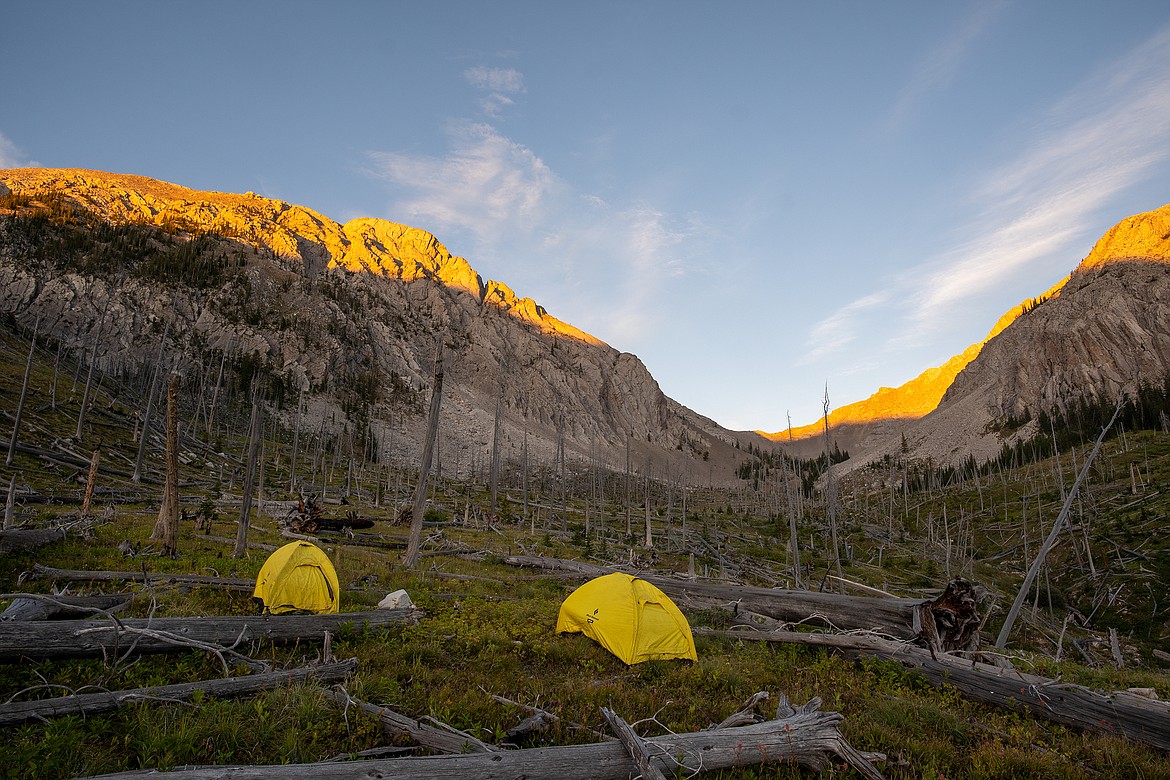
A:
[252,541,339,614]
[555,572,697,664]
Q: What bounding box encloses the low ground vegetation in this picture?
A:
[1,319,1168,779]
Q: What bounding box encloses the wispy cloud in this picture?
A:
[0,132,37,169]
[912,22,1170,327]
[367,118,694,344]
[882,1,1006,134]
[806,22,1170,365]
[464,65,525,118]
[800,292,890,365]
[369,120,559,245]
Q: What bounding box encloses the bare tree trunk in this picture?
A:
[625,434,632,536]
[80,448,101,516]
[150,373,181,556]
[643,473,653,548]
[84,698,882,780]
[233,389,263,559]
[0,660,356,727]
[786,412,803,588]
[522,429,529,522]
[74,333,101,441]
[133,323,172,482]
[3,475,15,530]
[6,316,39,467]
[289,387,304,492]
[995,396,1123,649]
[0,610,417,662]
[403,338,444,569]
[489,372,503,518]
[206,351,226,438]
[822,386,843,590]
[76,291,115,442]
[50,341,61,410]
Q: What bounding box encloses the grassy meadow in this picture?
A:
[1,322,1169,780]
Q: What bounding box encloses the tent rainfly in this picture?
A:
[555,572,697,664]
[252,541,339,614]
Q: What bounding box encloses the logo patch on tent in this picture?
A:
[586,608,600,624]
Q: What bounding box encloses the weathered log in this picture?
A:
[11,442,147,483]
[0,658,357,726]
[0,608,419,662]
[202,535,279,553]
[705,628,1170,754]
[600,707,667,780]
[323,690,498,754]
[20,564,256,591]
[80,696,884,779]
[0,526,66,554]
[0,593,133,621]
[712,690,769,729]
[314,533,407,551]
[488,693,562,744]
[503,555,924,639]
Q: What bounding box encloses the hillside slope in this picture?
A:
[839,203,1170,469]
[0,168,753,484]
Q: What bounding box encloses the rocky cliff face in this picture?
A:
[0,168,746,482]
[836,202,1170,469]
[767,278,1066,460]
[929,205,1170,438]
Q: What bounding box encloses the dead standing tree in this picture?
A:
[234,388,264,558]
[75,293,113,443]
[133,317,172,482]
[995,395,1124,649]
[822,385,843,590]
[488,367,504,519]
[403,337,445,569]
[6,315,39,467]
[149,373,181,556]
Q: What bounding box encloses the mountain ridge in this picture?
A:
[5,167,1170,480]
[822,201,1170,470]
[0,167,752,484]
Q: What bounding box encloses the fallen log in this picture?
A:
[503,554,925,640]
[318,532,408,550]
[12,442,146,483]
[704,628,1170,754]
[324,690,499,754]
[0,526,66,554]
[600,707,667,780]
[0,608,419,662]
[20,564,256,591]
[0,593,133,621]
[201,535,279,552]
[0,658,357,726]
[80,695,884,779]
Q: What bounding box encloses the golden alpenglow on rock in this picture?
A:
[0,168,598,345]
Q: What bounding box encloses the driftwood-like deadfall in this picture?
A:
[503,554,926,640]
[0,593,133,621]
[708,628,1170,754]
[0,527,67,555]
[0,658,357,726]
[324,690,499,754]
[0,609,419,663]
[20,564,256,591]
[81,695,885,779]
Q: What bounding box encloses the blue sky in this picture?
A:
[5,1,1170,430]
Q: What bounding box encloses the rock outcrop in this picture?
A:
[0,168,748,484]
[832,202,1170,470]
